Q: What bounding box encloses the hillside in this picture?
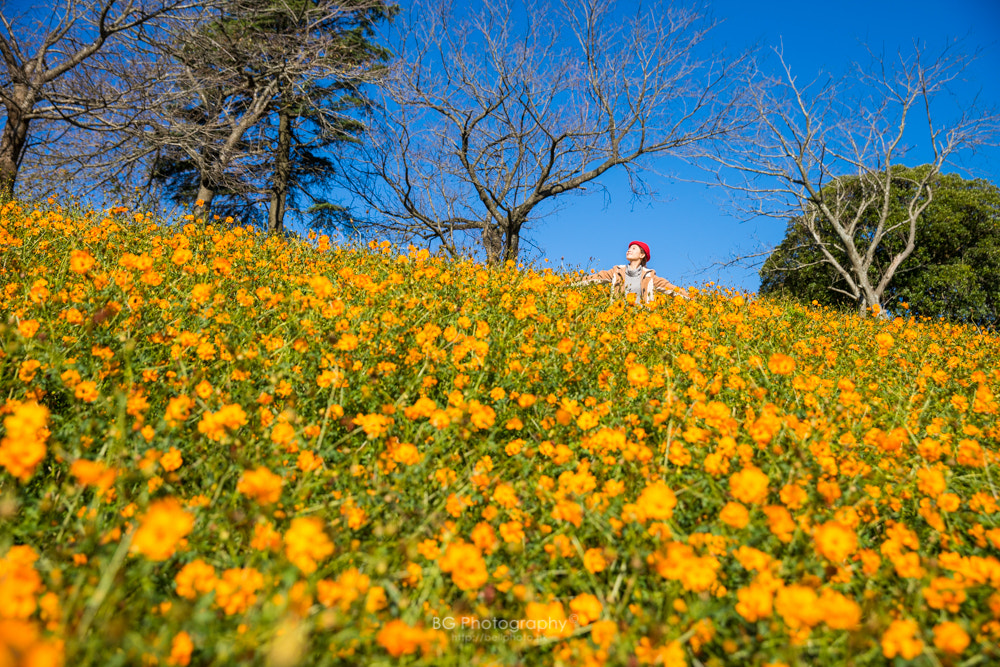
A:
[1,201,999,666]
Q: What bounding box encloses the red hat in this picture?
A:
[628,241,650,262]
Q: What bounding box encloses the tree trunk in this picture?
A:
[482,223,503,264]
[0,97,32,198]
[503,227,520,263]
[194,182,215,222]
[267,107,292,236]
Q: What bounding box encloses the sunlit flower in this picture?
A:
[131,498,195,561]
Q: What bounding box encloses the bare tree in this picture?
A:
[337,0,749,264]
[706,42,999,313]
[0,0,202,198]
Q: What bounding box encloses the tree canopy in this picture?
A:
[761,166,1000,326]
[148,0,393,233]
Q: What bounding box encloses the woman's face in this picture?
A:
[626,244,645,263]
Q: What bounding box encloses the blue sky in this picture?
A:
[528,0,1000,292]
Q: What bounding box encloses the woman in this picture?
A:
[574,241,690,304]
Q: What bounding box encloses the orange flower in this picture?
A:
[819,589,861,630]
[569,593,603,625]
[438,542,488,591]
[18,319,40,338]
[317,568,370,611]
[197,404,247,441]
[882,619,923,660]
[175,559,217,599]
[297,450,322,472]
[0,402,50,482]
[284,517,334,574]
[774,585,823,629]
[74,381,99,403]
[167,631,193,666]
[583,548,607,573]
[525,601,573,639]
[730,466,770,505]
[735,582,774,622]
[635,482,677,521]
[590,619,617,648]
[627,364,650,387]
[17,359,41,383]
[165,395,193,426]
[236,467,284,505]
[70,459,117,493]
[160,448,183,472]
[213,568,264,615]
[376,620,434,657]
[69,249,96,274]
[813,521,858,562]
[767,353,796,375]
[0,545,43,619]
[131,498,195,561]
[916,467,946,496]
[720,501,750,529]
[932,621,969,655]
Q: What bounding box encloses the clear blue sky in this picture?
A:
[528,0,1000,292]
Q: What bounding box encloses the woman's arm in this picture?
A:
[649,274,691,299]
[571,268,618,286]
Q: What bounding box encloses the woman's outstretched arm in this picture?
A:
[571,269,618,286]
[650,274,691,299]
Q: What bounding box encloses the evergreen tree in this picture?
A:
[761,167,1000,326]
[149,0,393,232]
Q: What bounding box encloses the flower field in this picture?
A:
[2,200,1000,666]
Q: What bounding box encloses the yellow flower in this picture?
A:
[131,498,195,561]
